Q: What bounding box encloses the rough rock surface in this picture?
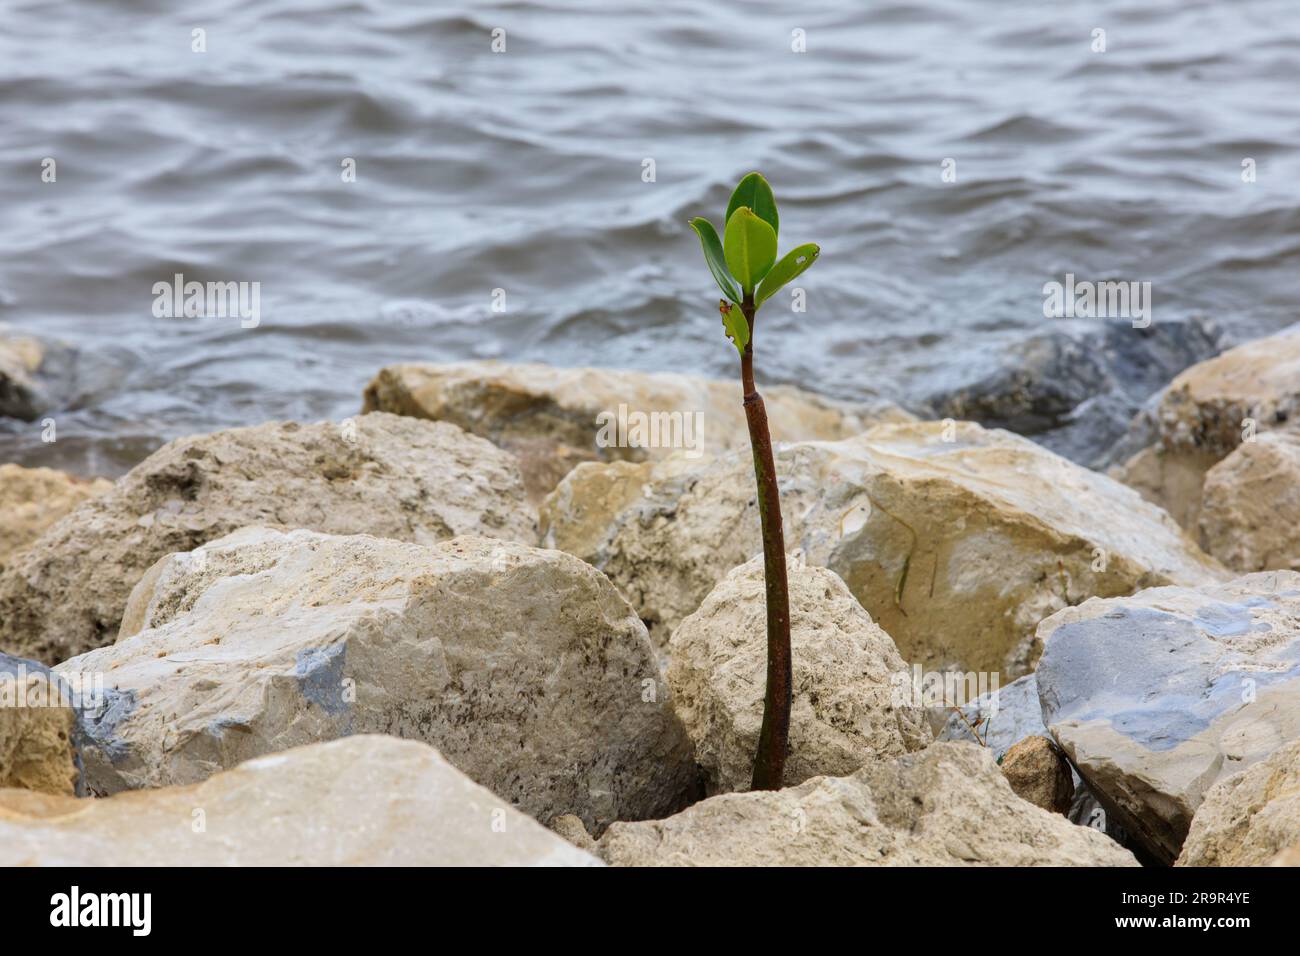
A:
[55,528,696,832]
[550,814,599,854]
[0,464,111,569]
[929,317,1223,469]
[668,555,930,795]
[596,742,1138,867]
[1036,572,1300,864]
[1000,735,1074,815]
[1176,739,1300,867]
[1198,432,1300,572]
[362,361,913,502]
[1114,324,1300,530]
[0,413,534,664]
[0,653,82,795]
[542,420,1225,677]
[0,736,602,866]
[1268,843,1300,866]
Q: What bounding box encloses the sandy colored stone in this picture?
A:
[1000,735,1074,815]
[0,413,534,664]
[57,527,696,832]
[1198,432,1300,572]
[550,814,599,854]
[0,464,111,570]
[542,420,1225,678]
[362,361,913,503]
[1176,739,1300,867]
[0,653,81,796]
[0,736,601,866]
[668,554,929,795]
[1267,843,1300,866]
[1115,325,1300,530]
[596,741,1137,867]
[1037,572,1300,865]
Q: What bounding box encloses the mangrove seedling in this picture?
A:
[689,172,819,790]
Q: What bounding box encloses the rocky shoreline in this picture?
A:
[1,325,1297,866]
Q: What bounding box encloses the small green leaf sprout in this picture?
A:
[688,172,821,790]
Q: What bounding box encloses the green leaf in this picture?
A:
[755,243,820,307]
[726,172,779,238]
[688,218,741,304]
[723,207,777,293]
[719,299,749,353]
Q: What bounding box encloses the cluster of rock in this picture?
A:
[0,346,1296,867]
[1114,323,1300,571]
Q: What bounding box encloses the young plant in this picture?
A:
[689,172,819,791]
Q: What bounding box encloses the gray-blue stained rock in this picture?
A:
[939,673,1046,758]
[926,316,1224,469]
[1036,571,1300,864]
[938,672,1131,845]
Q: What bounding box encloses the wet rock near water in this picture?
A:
[927,316,1224,469]
[0,326,130,423]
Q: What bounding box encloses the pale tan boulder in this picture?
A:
[668,554,929,795]
[1115,325,1300,531]
[0,464,111,569]
[1000,735,1074,815]
[596,741,1138,867]
[362,361,912,503]
[1198,432,1300,572]
[56,528,696,832]
[0,736,602,866]
[0,413,534,664]
[542,420,1225,678]
[0,653,81,796]
[1176,739,1300,867]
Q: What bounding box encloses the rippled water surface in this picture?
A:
[3,0,1299,474]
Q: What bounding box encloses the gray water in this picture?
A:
[3,0,1299,476]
